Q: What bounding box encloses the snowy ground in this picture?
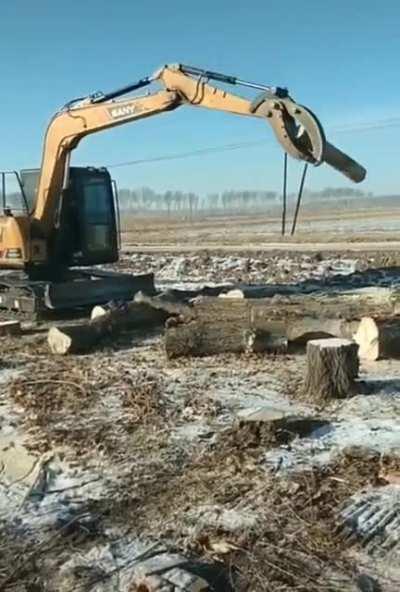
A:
[0,248,399,591]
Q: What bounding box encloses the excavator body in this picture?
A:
[0,63,366,314]
[0,168,153,313]
[1,167,119,271]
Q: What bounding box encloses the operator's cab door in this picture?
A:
[69,167,119,266]
[20,166,120,268]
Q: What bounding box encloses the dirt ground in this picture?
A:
[1,212,400,591]
[121,207,400,248]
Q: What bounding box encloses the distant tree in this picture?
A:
[164,190,173,216]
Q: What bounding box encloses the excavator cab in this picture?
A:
[20,166,120,269]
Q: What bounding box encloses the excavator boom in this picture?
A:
[32,63,366,237]
[155,64,365,181]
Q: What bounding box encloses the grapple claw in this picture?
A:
[250,92,325,164]
[251,91,366,183]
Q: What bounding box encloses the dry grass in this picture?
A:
[9,355,171,457]
[2,341,400,590]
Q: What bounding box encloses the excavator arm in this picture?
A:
[32,63,366,236]
[33,89,181,232]
[155,65,365,182]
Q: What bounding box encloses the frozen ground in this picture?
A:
[0,245,399,590]
[120,208,400,247]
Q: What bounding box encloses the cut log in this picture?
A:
[48,294,187,355]
[164,289,382,359]
[165,318,287,358]
[49,286,400,357]
[91,303,113,320]
[194,287,400,323]
[303,338,360,402]
[219,289,246,299]
[48,325,100,355]
[0,320,21,336]
[90,292,191,321]
[287,317,359,345]
[135,291,192,318]
[354,316,400,360]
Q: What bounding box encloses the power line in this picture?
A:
[331,117,400,133]
[105,116,400,169]
[107,140,267,169]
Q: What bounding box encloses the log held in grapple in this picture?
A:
[323,142,366,184]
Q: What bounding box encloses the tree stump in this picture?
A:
[303,338,359,402]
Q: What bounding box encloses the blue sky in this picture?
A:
[1,0,399,195]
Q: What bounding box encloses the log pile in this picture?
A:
[46,286,400,358]
[164,288,399,359]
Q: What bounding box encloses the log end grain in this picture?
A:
[48,326,74,355]
[354,317,379,361]
[354,316,400,361]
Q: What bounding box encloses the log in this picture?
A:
[48,294,187,355]
[354,316,400,360]
[164,288,391,359]
[165,316,287,358]
[164,312,356,359]
[0,321,21,336]
[90,292,191,321]
[91,303,114,320]
[193,287,400,322]
[287,317,359,345]
[303,338,360,402]
[48,286,400,357]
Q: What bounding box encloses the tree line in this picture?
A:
[1,185,375,215]
[118,186,373,214]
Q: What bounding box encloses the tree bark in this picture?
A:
[354,316,400,360]
[303,338,360,402]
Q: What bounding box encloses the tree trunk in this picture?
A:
[48,295,187,355]
[48,287,400,357]
[0,321,21,336]
[165,316,287,358]
[287,317,359,345]
[354,316,400,360]
[193,287,400,322]
[164,288,393,359]
[303,338,360,402]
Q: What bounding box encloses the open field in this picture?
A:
[121,206,400,248]
[1,210,400,591]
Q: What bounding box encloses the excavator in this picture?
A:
[0,63,366,313]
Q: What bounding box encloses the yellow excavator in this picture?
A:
[0,63,366,312]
